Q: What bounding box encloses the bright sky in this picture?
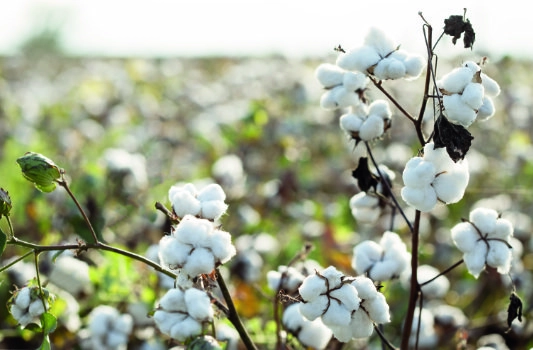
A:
[0,0,529,58]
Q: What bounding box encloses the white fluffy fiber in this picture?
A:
[339,100,391,141]
[88,305,133,350]
[283,303,332,350]
[10,287,49,327]
[349,192,380,223]
[169,182,228,220]
[451,207,513,278]
[401,143,469,212]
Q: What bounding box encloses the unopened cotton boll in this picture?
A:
[315,63,345,88]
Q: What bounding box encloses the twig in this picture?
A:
[419,259,464,287]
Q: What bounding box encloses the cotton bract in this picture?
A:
[153,288,214,342]
[437,61,500,127]
[9,286,52,327]
[283,303,332,350]
[451,207,513,278]
[401,142,469,212]
[168,182,228,220]
[88,305,133,350]
[352,231,410,281]
[159,215,236,280]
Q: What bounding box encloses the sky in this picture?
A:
[0,0,530,59]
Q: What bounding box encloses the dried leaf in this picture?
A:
[433,113,473,161]
[507,292,523,329]
[443,13,476,49]
[352,157,379,192]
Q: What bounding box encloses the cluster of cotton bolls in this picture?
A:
[168,182,228,221]
[315,63,369,110]
[86,305,133,350]
[401,142,469,212]
[282,302,333,350]
[352,231,410,281]
[9,286,52,327]
[159,214,236,282]
[438,61,501,127]
[349,164,395,224]
[339,100,392,141]
[153,287,214,342]
[298,266,390,342]
[451,207,514,278]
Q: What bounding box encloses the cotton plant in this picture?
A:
[298,266,390,342]
[86,305,133,350]
[352,231,410,281]
[282,302,333,350]
[401,142,469,212]
[168,182,228,221]
[8,286,54,327]
[438,60,501,127]
[451,207,514,278]
[159,214,236,283]
[152,287,214,342]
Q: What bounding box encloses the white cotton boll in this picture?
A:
[299,296,329,321]
[28,300,46,318]
[451,222,479,252]
[365,27,397,57]
[359,114,385,140]
[322,300,352,327]
[159,236,190,267]
[380,231,403,250]
[417,265,449,298]
[15,287,31,309]
[159,288,186,312]
[340,112,364,133]
[319,86,342,110]
[461,83,485,110]
[329,324,353,343]
[351,276,377,300]
[422,142,454,169]
[335,86,361,108]
[443,94,477,127]
[369,100,392,120]
[463,244,488,278]
[185,289,213,321]
[315,63,345,88]
[403,55,426,79]
[401,185,437,212]
[282,303,303,331]
[201,200,228,220]
[438,67,475,93]
[115,314,133,334]
[486,241,512,272]
[174,215,211,246]
[321,266,344,288]
[298,320,332,350]
[432,165,469,204]
[364,293,390,323]
[477,96,496,121]
[481,73,501,96]
[154,310,185,335]
[198,183,226,202]
[170,317,202,341]
[402,157,437,188]
[337,45,381,71]
[492,218,513,240]
[470,208,499,235]
[106,332,128,348]
[330,284,360,311]
[369,260,399,281]
[384,58,407,80]
[183,247,215,276]
[349,310,375,338]
[353,240,382,274]
[343,71,368,91]
[208,229,236,263]
[349,192,380,223]
[266,270,282,291]
[299,274,327,301]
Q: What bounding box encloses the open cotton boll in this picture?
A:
[451,222,479,252]
[477,96,496,120]
[315,63,345,88]
[299,274,327,301]
[363,293,390,323]
[486,242,512,273]
[28,300,46,318]
[349,192,380,223]
[343,71,368,91]
[470,208,499,235]
[329,284,360,311]
[351,276,378,300]
[353,240,383,274]
[404,55,426,79]
[443,94,477,127]
[348,310,375,338]
[175,216,212,246]
[417,265,449,298]
[365,27,397,57]
[359,114,385,140]
[183,247,215,276]
[380,231,404,250]
[185,289,213,321]
[319,86,342,110]
[169,183,197,201]
[159,236,190,267]
[335,87,362,108]
[153,311,185,335]
[402,158,437,188]
[369,260,400,281]
[492,219,513,240]
[432,164,469,204]
[170,317,202,341]
[158,288,186,311]
[438,67,476,94]
[170,190,201,218]
[14,287,31,309]
[340,112,364,133]
[299,296,329,321]
[197,183,226,202]
[337,45,381,71]
[208,229,236,263]
[463,245,488,278]
[461,82,485,110]
[297,319,332,350]
[201,200,228,220]
[374,57,406,80]
[321,266,344,287]
[322,300,353,327]
[401,185,438,212]
[481,73,501,96]
[368,100,392,119]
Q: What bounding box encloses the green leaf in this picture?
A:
[38,335,51,350]
[41,312,57,334]
[16,152,62,193]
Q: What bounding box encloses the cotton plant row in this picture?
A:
[0,10,526,350]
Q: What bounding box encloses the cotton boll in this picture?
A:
[368,99,391,120]
[319,87,341,110]
[14,287,31,309]
[343,71,368,91]
[106,332,128,348]
[329,284,360,311]
[337,45,381,71]
[28,300,46,318]
[349,310,375,338]
[174,216,211,246]
[153,310,185,335]
[353,240,382,274]
[380,231,403,250]
[350,192,380,223]
[197,183,226,202]
[201,200,228,220]
[481,73,501,96]
[384,58,407,80]
[183,247,215,276]
[159,236,190,267]
[299,275,327,301]
[443,94,477,127]
[297,319,333,350]
[351,276,377,300]
[417,265,449,298]
[461,83,485,110]
[335,87,361,108]
[438,66,475,94]
[486,242,512,272]
[363,293,390,323]
[403,55,426,79]
[451,222,479,252]
[170,317,202,341]
[492,218,514,240]
[470,208,499,235]
[365,27,397,57]
[159,288,186,311]
[208,229,236,263]
[322,300,352,327]
[369,260,399,281]
[315,63,345,88]
[321,266,344,287]
[185,289,213,321]
[432,165,469,204]
[339,113,364,133]
[299,296,329,321]
[401,185,437,212]
[359,114,385,140]
[463,244,488,278]
[402,158,437,188]
[477,96,495,121]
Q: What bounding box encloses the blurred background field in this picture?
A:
[1,1,532,349]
